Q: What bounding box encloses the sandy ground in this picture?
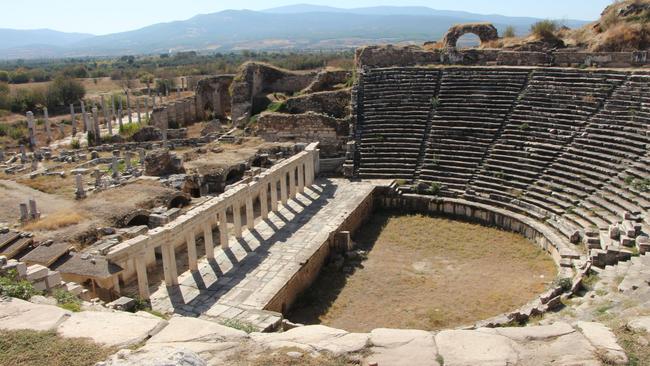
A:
[289,213,557,332]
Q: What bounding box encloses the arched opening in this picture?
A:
[456,33,481,49]
[127,214,150,227]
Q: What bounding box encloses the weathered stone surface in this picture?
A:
[435,330,519,366]
[97,347,206,366]
[148,316,248,344]
[516,331,600,366]
[0,298,70,331]
[57,311,168,348]
[367,328,438,366]
[132,126,163,142]
[577,321,628,365]
[477,322,575,341]
[144,149,185,176]
[441,23,499,48]
[250,325,369,355]
[628,316,650,333]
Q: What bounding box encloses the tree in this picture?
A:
[9,70,30,84]
[503,26,516,38]
[0,82,10,110]
[0,71,9,82]
[139,73,155,95]
[46,75,85,111]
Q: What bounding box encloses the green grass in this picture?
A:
[221,319,258,333]
[53,289,81,312]
[0,329,115,366]
[0,270,40,300]
[119,122,142,137]
[266,101,286,113]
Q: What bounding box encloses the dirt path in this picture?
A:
[0,179,75,225]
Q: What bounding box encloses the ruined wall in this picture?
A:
[356,45,650,68]
[284,89,351,119]
[230,62,318,125]
[302,69,352,94]
[256,112,349,157]
[195,75,234,121]
[150,97,199,130]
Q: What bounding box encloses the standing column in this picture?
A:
[280,172,288,204]
[139,149,146,167]
[43,107,51,143]
[297,163,305,193]
[306,154,314,186]
[186,231,198,272]
[117,108,124,130]
[70,104,77,136]
[136,98,142,124]
[270,179,279,212]
[245,194,254,230]
[135,256,150,299]
[260,182,269,219]
[218,209,229,249]
[152,94,156,108]
[92,107,101,145]
[289,166,297,198]
[203,221,215,259]
[161,243,178,286]
[43,108,50,140]
[80,101,88,132]
[144,97,150,120]
[75,174,86,199]
[102,95,112,136]
[26,112,36,148]
[233,202,243,238]
[126,92,133,124]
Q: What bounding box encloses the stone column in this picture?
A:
[75,174,86,199]
[161,243,178,286]
[139,149,146,167]
[280,173,288,204]
[245,194,254,230]
[152,94,156,108]
[289,166,297,198]
[176,87,181,99]
[59,119,65,137]
[298,163,305,193]
[135,256,150,299]
[218,209,229,249]
[26,112,36,148]
[270,179,279,212]
[124,151,133,171]
[161,109,168,148]
[144,97,150,120]
[233,202,243,238]
[19,203,28,222]
[203,221,215,259]
[260,182,269,219]
[117,108,124,130]
[306,154,314,186]
[80,101,88,132]
[111,156,119,179]
[186,231,198,272]
[102,95,112,136]
[70,104,77,136]
[137,99,142,124]
[28,199,39,220]
[126,92,133,124]
[19,145,27,163]
[43,107,51,143]
[92,107,101,145]
[93,169,102,188]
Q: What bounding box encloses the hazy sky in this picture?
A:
[3,0,611,35]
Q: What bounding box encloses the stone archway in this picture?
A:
[441,23,499,49]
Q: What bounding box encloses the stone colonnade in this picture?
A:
[108,143,320,299]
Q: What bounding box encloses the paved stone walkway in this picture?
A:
[150,178,381,329]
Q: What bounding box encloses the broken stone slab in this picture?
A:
[435,329,520,366]
[96,346,206,366]
[576,321,628,365]
[148,316,248,344]
[476,322,575,342]
[0,297,71,331]
[627,316,650,333]
[25,264,49,281]
[57,311,168,348]
[250,325,369,356]
[367,328,438,366]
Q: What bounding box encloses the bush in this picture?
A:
[46,75,85,112]
[70,138,81,149]
[119,122,142,137]
[9,70,30,84]
[531,20,559,40]
[10,87,46,113]
[503,26,516,38]
[53,289,81,312]
[0,70,9,82]
[266,101,285,113]
[0,270,40,300]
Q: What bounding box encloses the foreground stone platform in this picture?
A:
[150,178,383,329]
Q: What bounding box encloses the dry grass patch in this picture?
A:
[0,329,115,366]
[23,210,87,231]
[17,174,74,196]
[289,213,556,332]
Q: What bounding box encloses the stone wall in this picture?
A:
[150,97,198,130]
[256,112,349,157]
[302,69,352,94]
[195,75,234,121]
[284,89,351,119]
[356,44,650,68]
[230,62,318,125]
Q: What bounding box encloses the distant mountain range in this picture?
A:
[0,5,592,60]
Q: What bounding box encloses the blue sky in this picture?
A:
[3,0,611,35]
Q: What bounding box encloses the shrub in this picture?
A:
[53,289,81,312]
[431,97,441,108]
[518,123,530,130]
[46,75,85,112]
[266,101,286,113]
[531,20,559,40]
[554,277,573,291]
[0,70,9,82]
[10,87,47,113]
[503,26,516,38]
[221,319,258,333]
[9,70,30,84]
[119,122,141,137]
[70,138,81,149]
[0,270,40,300]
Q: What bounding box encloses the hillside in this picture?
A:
[0,7,590,59]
